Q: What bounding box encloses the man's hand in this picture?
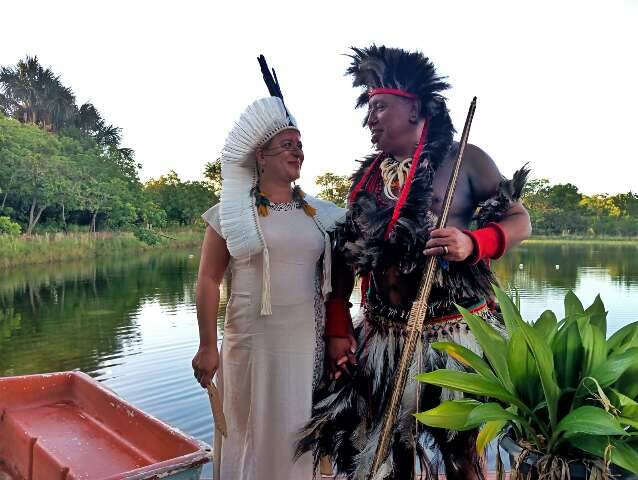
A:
[192,345,220,388]
[326,335,357,380]
[424,227,474,262]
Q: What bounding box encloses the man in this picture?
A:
[297,46,531,479]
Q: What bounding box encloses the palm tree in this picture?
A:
[0,55,75,131]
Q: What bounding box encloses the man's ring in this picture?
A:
[443,245,449,255]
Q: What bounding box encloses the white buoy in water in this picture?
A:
[519,264,524,270]
[555,264,560,270]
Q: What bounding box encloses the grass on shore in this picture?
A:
[524,235,638,245]
[0,229,203,269]
[2,231,636,270]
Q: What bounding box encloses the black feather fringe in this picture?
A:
[346,45,451,125]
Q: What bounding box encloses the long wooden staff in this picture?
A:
[367,97,477,479]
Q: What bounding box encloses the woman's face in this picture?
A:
[258,129,304,184]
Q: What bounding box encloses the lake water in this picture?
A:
[1,242,637,476]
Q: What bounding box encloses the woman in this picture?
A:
[191,65,344,479]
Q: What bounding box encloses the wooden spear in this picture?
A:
[367,97,477,479]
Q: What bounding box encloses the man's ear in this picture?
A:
[409,99,421,123]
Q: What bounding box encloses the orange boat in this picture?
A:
[0,371,211,480]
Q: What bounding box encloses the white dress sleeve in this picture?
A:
[201,204,222,236]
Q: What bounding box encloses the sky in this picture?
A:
[2,0,637,195]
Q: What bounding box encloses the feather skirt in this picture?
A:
[298,305,504,480]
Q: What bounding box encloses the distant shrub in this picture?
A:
[133,226,162,246]
[0,216,21,236]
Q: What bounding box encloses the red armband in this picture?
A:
[324,298,353,338]
[463,222,508,265]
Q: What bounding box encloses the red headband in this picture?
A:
[368,88,418,100]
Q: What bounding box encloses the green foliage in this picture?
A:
[203,159,222,198]
[315,172,350,208]
[523,177,638,236]
[0,55,143,234]
[144,171,215,225]
[0,216,20,235]
[132,226,162,245]
[415,287,638,475]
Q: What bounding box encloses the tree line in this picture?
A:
[315,174,638,237]
[2,56,635,238]
[0,56,219,235]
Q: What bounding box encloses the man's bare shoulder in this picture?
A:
[462,143,503,202]
[462,143,497,170]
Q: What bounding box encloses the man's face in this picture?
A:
[367,94,418,156]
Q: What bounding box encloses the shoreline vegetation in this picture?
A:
[1,56,636,271]
[0,229,203,270]
[1,230,636,270]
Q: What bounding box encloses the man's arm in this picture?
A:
[324,247,357,379]
[425,144,531,262]
[467,144,532,250]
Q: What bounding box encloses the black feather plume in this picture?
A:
[257,54,294,125]
[257,54,284,100]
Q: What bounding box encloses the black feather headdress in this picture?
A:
[347,45,451,124]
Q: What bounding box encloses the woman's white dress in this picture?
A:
[203,202,324,479]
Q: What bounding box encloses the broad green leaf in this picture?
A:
[607,321,638,355]
[465,402,522,429]
[623,405,638,421]
[589,348,638,388]
[571,436,638,474]
[430,341,496,380]
[494,285,560,429]
[620,416,638,430]
[555,406,627,437]
[498,284,523,336]
[577,315,607,378]
[564,290,585,317]
[611,389,638,427]
[456,305,512,390]
[610,439,638,474]
[585,294,607,337]
[415,370,523,408]
[414,399,480,430]
[553,317,585,390]
[615,363,638,400]
[476,419,507,453]
[507,329,542,407]
[534,309,558,343]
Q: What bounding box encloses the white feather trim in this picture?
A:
[216,95,344,314]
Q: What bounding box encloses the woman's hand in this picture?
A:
[326,334,357,380]
[424,227,474,262]
[192,345,220,388]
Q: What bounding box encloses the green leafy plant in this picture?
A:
[132,226,162,246]
[415,286,638,478]
[0,216,21,236]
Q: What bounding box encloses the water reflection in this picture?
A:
[0,242,636,473]
[493,243,638,333]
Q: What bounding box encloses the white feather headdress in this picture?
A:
[215,57,344,315]
[219,96,298,255]
[219,97,300,315]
